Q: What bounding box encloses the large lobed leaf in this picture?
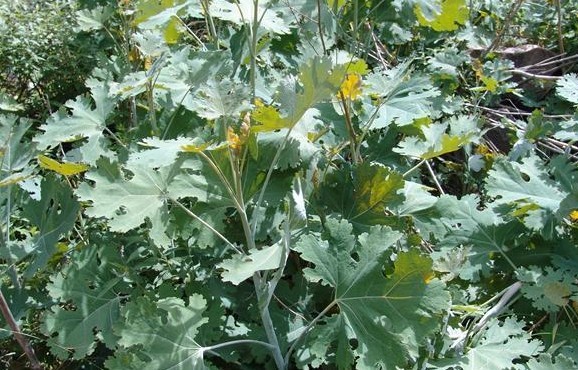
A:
[109,295,208,370]
[43,244,127,359]
[293,218,450,368]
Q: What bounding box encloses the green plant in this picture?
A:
[0,0,577,369]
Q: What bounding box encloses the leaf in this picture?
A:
[38,155,89,176]
[365,62,440,128]
[394,116,478,159]
[20,176,80,277]
[293,219,450,369]
[0,114,35,181]
[431,195,524,280]
[516,266,578,311]
[433,317,543,370]
[209,0,290,35]
[134,0,191,44]
[74,6,113,32]
[556,73,578,105]
[219,243,284,285]
[43,244,126,359]
[112,295,208,370]
[188,78,251,120]
[252,57,347,132]
[318,162,405,230]
[486,155,567,231]
[34,78,116,165]
[415,0,468,31]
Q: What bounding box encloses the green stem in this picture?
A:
[250,0,260,97]
[206,339,276,352]
[284,300,338,367]
[169,198,241,254]
[250,127,293,236]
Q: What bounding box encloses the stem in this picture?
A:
[284,300,338,367]
[206,339,276,352]
[483,0,524,57]
[555,0,564,53]
[146,80,159,135]
[200,0,219,49]
[0,289,42,370]
[169,198,241,254]
[338,90,360,164]
[402,159,426,178]
[316,0,326,54]
[253,273,285,370]
[250,0,260,97]
[250,127,294,236]
[425,160,445,195]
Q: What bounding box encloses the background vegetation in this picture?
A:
[0,0,577,369]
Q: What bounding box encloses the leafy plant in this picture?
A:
[0,0,577,369]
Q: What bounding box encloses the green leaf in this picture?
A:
[34,78,116,165]
[294,219,450,368]
[76,162,185,248]
[134,0,190,44]
[556,73,578,105]
[394,116,478,159]
[486,155,567,231]
[517,266,578,311]
[252,57,347,132]
[318,162,405,230]
[218,243,284,285]
[189,78,251,120]
[209,0,290,35]
[74,6,113,32]
[433,317,543,370]
[112,295,208,370]
[365,62,440,127]
[19,176,79,277]
[43,244,126,359]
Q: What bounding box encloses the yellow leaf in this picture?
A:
[338,73,362,101]
[38,155,89,176]
[481,76,499,93]
[180,142,210,153]
[415,0,469,32]
[569,210,578,222]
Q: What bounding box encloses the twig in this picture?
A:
[0,289,42,370]
[510,69,561,81]
[425,160,445,195]
[483,0,525,58]
[555,0,564,53]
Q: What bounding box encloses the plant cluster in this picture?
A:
[0,0,577,369]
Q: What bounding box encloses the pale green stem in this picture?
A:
[284,300,338,368]
[199,0,219,48]
[425,160,445,195]
[206,339,276,352]
[196,151,243,212]
[169,197,241,254]
[402,159,426,178]
[250,0,260,97]
[250,127,294,237]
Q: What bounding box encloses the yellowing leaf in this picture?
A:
[339,73,362,101]
[481,75,499,93]
[227,127,243,154]
[569,209,578,222]
[38,155,89,176]
[415,0,469,32]
[180,142,210,153]
[252,103,287,132]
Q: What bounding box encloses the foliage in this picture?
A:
[0,0,577,369]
